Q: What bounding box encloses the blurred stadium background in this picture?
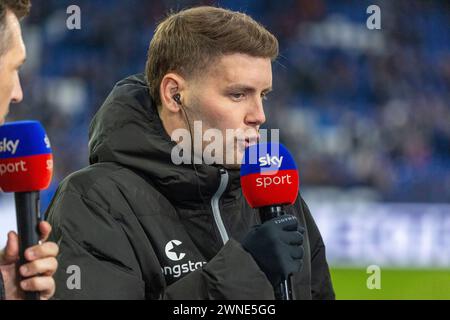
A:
[1,0,449,299]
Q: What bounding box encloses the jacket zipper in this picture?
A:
[210,168,230,244]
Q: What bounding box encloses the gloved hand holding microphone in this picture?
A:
[242,215,304,288]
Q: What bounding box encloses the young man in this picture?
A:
[0,0,58,300]
[47,6,335,300]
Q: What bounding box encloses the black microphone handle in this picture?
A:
[14,191,41,300]
[259,205,292,301]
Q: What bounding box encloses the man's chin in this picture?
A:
[222,148,245,170]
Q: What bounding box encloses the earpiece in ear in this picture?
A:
[173,93,182,105]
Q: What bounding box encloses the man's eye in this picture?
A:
[261,93,269,101]
[230,93,245,100]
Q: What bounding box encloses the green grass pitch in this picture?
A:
[330,267,450,300]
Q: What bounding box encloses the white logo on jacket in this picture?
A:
[165,240,186,261]
[162,240,207,279]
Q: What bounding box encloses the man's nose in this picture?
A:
[245,98,266,127]
[10,74,23,104]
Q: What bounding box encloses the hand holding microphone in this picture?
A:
[0,221,58,300]
[240,142,303,300]
[0,121,58,300]
[241,215,304,288]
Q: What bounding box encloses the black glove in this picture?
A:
[241,215,304,287]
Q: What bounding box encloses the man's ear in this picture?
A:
[160,73,185,113]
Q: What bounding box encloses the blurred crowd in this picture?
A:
[6,0,450,205]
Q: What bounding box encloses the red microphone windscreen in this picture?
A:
[0,121,53,192]
[240,143,299,208]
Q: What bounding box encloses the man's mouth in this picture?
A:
[237,136,259,148]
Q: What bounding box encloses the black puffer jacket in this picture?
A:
[46,74,335,300]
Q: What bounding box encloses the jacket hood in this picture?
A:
[88,74,241,207]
